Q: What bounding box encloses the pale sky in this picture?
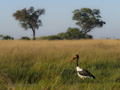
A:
[0,0,120,39]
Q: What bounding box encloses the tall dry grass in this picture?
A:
[0,40,120,90]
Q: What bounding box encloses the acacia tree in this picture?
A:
[13,7,45,40]
[72,8,106,37]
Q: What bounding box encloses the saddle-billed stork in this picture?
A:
[69,55,95,79]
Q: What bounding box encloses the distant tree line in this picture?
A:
[38,27,93,40]
[0,35,14,40]
[0,34,31,40]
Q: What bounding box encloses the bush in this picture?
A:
[58,28,83,40]
[85,35,93,39]
[47,35,62,40]
[37,36,48,40]
[39,35,62,40]
[20,36,30,40]
[37,27,93,40]
[3,35,14,40]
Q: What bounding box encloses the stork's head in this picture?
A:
[69,55,79,62]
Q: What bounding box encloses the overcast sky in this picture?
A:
[0,0,120,39]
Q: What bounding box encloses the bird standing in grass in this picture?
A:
[69,55,95,79]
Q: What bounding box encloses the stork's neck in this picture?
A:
[76,58,79,66]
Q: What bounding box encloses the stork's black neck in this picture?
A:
[76,58,79,66]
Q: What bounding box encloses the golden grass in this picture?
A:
[0,39,120,90]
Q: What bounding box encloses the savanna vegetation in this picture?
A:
[0,40,120,90]
[20,36,30,40]
[11,7,106,40]
[37,27,93,40]
[0,35,14,40]
[0,6,113,90]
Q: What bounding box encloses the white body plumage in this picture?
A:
[76,66,88,79]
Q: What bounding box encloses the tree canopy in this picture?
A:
[13,7,45,40]
[72,8,106,37]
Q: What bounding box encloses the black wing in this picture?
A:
[77,69,95,79]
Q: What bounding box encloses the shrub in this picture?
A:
[37,27,93,40]
[3,35,14,40]
[38,35,62,40]
[58,28,83,40]
[20,36,30,40]
[47,35,62,40]
[85,35,93,39]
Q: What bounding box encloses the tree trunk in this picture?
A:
[32,29,36,40]
[81,31,86,38]
[82,29,87,38]
[82,33,86,38]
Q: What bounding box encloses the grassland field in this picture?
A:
[0,40,120,90]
